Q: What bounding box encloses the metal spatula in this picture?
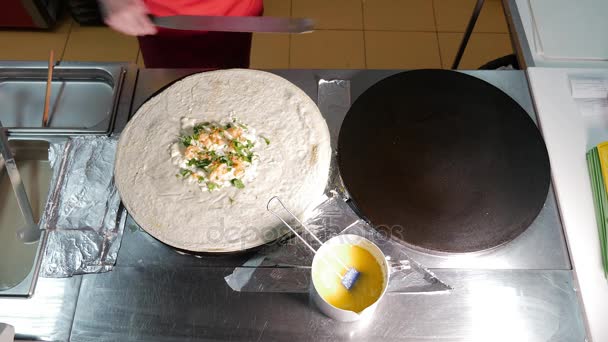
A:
[150,15,314,33]
[267,196,360,290]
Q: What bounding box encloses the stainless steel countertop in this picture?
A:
[0,277,81,341]
[0,69,587,341]
[70,268,584,342]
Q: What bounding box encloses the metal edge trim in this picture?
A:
[502,0,535,68]
[523,69,591,341]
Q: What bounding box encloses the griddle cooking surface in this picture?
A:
[337,70,550,253]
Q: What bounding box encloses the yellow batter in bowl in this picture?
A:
[312,243,385,313]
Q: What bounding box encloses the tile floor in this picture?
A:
[0,0,513,70]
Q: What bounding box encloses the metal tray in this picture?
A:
[0,138,58,297]
[0,62,125,135]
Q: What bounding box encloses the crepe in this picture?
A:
[115,69,331,252]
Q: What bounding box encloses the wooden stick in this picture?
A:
[43,50,54,127]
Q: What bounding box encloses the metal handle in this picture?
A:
[266,196,321,254]
[0,121,40,243]
[266,196,350,274]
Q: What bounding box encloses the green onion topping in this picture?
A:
[231,178,245,189]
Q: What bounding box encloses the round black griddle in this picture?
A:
[337,70,550,253]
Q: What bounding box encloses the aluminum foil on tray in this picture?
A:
[40,136,125,277]
[225,79,451,294]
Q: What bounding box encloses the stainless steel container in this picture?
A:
[0,138,54,297]
[0,61,126,136]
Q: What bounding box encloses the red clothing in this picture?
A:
[139,0,264,68]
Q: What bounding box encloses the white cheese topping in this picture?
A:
[170,117,262,192]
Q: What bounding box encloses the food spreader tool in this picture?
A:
[267,196,360,290]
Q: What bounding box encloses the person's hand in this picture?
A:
[98,0,157,36]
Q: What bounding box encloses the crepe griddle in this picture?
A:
[337,70,550,253]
